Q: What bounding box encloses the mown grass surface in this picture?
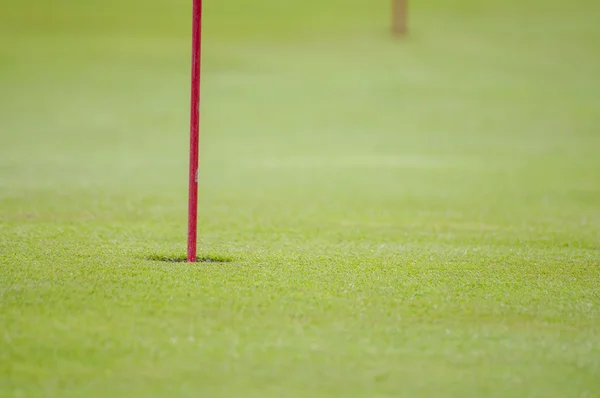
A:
[1,0,599,397]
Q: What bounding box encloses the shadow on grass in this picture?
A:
[147,254,234,264]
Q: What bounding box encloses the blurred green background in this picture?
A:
[1,0,599,397]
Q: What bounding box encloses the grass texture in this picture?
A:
[1,0,599,396]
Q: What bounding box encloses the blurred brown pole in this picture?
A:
[391,0,408,36]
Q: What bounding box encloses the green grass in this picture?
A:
[1,0,599,396]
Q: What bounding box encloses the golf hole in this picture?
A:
[148,255,234,264]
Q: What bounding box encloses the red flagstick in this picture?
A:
[187,0,202,263]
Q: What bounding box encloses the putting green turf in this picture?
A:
[1,0,599,396]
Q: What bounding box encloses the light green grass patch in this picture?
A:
[1,0,599,397]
